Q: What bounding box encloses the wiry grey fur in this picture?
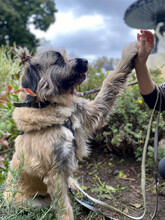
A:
[15,47,30,60]
[4,42,139,220]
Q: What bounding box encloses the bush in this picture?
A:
[0,46,21,151]
[0,45,21,93]
[0,46,21,183]
[0,46,165,219]
[77,67,165,167]
[93,70,165,166]
[0,46,165,175]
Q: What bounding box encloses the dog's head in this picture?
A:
[17,48,88,102]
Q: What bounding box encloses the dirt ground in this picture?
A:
[72,144,165,220]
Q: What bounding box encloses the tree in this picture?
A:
[0,0,57,51]
[92,56,119,70]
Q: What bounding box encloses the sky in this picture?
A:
[31,0,148,62]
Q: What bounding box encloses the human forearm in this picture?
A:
[134,30,155,95]
[135,60,155,95]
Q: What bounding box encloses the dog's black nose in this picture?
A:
[72,58,88,74]
[75,58,88,64]
[81,59,88,64]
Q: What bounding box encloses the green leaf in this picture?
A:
[105,185,117,193]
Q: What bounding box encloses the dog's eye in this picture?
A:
[51,57,65,67]
[35,63,41,69]
[55,52,61,57]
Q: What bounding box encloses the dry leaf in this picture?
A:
[130,203,142,209]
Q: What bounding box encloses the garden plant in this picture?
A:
[0,46,165,219]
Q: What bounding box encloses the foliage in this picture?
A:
[91,174,125,199]
[0,46,165,219]
[0,155,5,169]
[0,45,20,93]
[78,67,106,100]
[0,46,165,176]
[0,46,21,154]
[0,0,57,51]
[92,56,119,70]
[78,67,165,167]
[97,70,165,166]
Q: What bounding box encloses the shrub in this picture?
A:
[0,45,21,93]
[78,67,165,167]
[0,46,165,174]
[94,70,165,166]
[0,46,21,152]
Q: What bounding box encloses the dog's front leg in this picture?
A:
[81,42,139,134]
[43,173,74,220]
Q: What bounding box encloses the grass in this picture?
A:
[0,45,21,93]
[0,180,56,220]
[0,159,128,220]
[0,169,57,220]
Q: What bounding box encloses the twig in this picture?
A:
[76,88,100,97]
[0,148,14,155]
[128,81,138,86]
[77,81,137,97]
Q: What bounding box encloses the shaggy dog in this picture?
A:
[4,42,138,220]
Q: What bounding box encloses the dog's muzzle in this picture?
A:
[71,58,88,84]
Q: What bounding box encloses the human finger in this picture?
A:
[140,30,146,46]
[143,30,154,46]
[137,33,141,42]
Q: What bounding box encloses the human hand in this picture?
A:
[136,30,154,64]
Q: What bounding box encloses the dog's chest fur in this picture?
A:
[12,97,90,176]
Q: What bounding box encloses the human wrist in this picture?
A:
[135,57,147,68]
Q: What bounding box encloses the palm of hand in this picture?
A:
[137,30,154,62]
[138,43,152,58]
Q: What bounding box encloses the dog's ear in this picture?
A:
[37,76,56,101]
[16,47,40,102]
[22,64,40,102]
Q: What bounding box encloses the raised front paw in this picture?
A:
[116,41,139,74]
[122,41,139,62]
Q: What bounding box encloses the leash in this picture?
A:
[151,87,162,220]
[69,188,118,220]
[70,87,160,220]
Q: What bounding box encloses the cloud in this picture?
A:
[51,25,136,60]
[31,12,105,40]
[31,0,140,61]
[55,0,134,18]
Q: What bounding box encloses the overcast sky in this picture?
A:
[31,0,147,62]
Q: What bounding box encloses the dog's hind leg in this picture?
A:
[43,173,74,220]
[4,187,51,209]
[4,172,51,209]
[28,194,52,209]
